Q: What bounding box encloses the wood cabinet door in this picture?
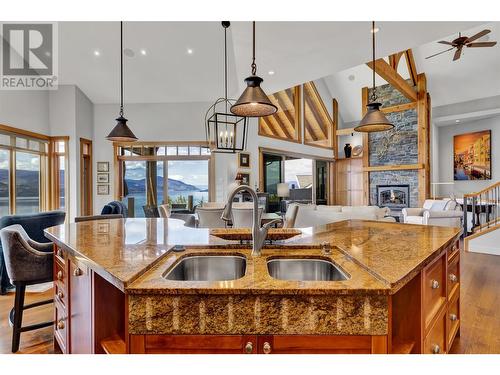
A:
[69,259,93,354]
[131,335,258,354]
[256,335,373,354]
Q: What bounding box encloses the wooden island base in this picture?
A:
[52,238,460,354]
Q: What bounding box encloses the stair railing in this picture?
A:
[463,181,500,237]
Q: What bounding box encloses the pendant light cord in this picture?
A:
[224,25,228,101]
[120,21,124,116]
[371,20,377,103]
[251,21,257,75]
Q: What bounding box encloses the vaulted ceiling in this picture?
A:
[58,21,485,106]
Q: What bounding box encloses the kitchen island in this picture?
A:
[44,218,461,354]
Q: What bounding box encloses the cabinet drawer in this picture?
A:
[447,240,459,263]
[54,282,67,307]
[423,253,447,329]
[447,257,460,300]
[447,293,460,349]
[424,306,446,354]
[54,257,67,288]
[54,300,68,354]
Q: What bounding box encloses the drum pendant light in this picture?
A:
[354,21,394,133]
[106,21,138,142]
[230,21,277,117]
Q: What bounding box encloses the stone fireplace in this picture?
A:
[377,184,410,211]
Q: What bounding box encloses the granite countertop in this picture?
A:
[45,218,461,295]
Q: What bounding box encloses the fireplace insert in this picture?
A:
[376,184,410,210]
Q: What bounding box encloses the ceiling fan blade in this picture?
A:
[467,41,497,47]
[465,29,491,43]
[453,46,463,61]
[425,47,454,59]
[438,40,454,46]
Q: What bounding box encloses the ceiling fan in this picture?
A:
[425,29,497,61]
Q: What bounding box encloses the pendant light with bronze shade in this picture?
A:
[106,21,138,142]
[230,21,277,117]
[354,21,394,133]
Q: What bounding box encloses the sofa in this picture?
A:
[0,211,66,294]
[289,204,396,228]
[402,199,463,227]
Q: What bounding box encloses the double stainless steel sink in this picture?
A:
[163,254,349,282]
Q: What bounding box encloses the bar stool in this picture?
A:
[0,224,54,352]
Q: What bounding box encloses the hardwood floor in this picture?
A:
[0,248,499,354]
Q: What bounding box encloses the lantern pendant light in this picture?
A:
[354,21,394,133]
[230,21,277,117]
[205,21,249,153]
[106,21,138,142]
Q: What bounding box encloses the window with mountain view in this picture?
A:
[0,149,9,216]
[117,143,212,217]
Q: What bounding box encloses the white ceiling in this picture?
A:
[323,22,500,123]
[58,21,483,105]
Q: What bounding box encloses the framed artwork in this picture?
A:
[97,184,110,195]
[97,173,109,183]
[240,173,250,185]
[454,130,491,180]
[97,161,109,172]
[238,152,250,168]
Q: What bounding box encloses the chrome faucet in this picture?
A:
[221,185,281,256]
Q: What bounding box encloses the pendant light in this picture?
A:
[205,21,248,153]
[106,21,138,142]
[354,21,394,133]
[230,21,277,117]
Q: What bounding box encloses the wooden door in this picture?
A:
[256,335,374,354]
[69,258,93,353]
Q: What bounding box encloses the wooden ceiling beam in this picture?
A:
[366,58,417,102]
[389,51,404,70]
[304,82,333,133]
[266,114,289,139]
[304,95,328,140]
[274,91,297,136]
[404,49,418,87]
[259,117,276,136]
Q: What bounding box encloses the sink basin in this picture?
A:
[267,258,349,281]
[163,255,246,281]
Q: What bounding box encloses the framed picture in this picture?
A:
[240,173,250,185]
[97,173,109,183]
[238,152,250,168]
[97,184,110,195]
[97,161,109,172]
[453,130,491,180]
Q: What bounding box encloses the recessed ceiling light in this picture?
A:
[93,50,100,56]
[371,27,380,34]
[187,48,193,55]
[455,119,460,123]
[268,70,275,75]
[140,49,147,56]
[348,74,355,81]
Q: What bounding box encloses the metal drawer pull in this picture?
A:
[73,267,82,277]
[449,273,458,283]
[57,271,63,281]
[244,342,253,354]
[57,291,64,300]
[431,280,440,289]
[431,344,440,354]
[450,314,458,321]
[57,320,65,330]
[263,342,272,354]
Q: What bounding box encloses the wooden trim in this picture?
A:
[361,87,370,205]
[371,335,388,354]
[113,140,208,147]
[258,146,335,162]
[336,127,356,136]
[80,138,93,216]
[332,99,338,159]
[366,59,417,102]
[363,163,424,172]
[417,73,429,206]
[117,155,211,162]
[0,123,50,141]
[381,101,417,114]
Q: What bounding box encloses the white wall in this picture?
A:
[436,116,499,198]
[0,91,50,134]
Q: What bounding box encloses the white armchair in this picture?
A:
[402,199,463,227]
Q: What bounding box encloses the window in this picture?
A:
[303,81,335,149]
[50,138,69,213]
[116,142,213,217]
[0,125,68,217]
